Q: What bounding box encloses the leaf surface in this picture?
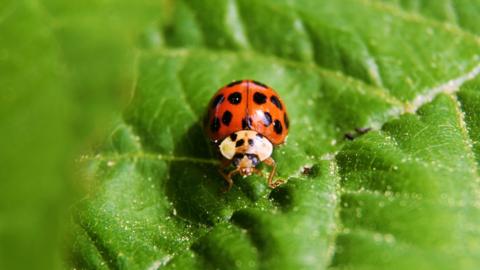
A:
[334,92,480,269]
[72,1,480,269]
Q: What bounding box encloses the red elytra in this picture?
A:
[206,80,289,145]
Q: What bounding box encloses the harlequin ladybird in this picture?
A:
[206,80,289,191]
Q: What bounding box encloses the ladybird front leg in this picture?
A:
[219,168,239,192]
[263,157,284,188]
[218,159,236,192]
[219,158,231,171]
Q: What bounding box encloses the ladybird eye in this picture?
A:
[232,153,244,166]
[246,154,260,166]
[233,153,244,159]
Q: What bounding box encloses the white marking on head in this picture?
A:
[219,135,237,159]
[250,132,273,161]
[219,130,273,162]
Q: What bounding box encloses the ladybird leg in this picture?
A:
[263,157,284,188]
[218,159,233,192]
[219,168,239,192]
[219,158,231,172]
[218,159,236,192]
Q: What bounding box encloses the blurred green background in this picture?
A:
[0,1,166,269]
[1,1,480,270]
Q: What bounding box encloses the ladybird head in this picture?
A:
[219,130,273,173]
[232,153,260,176]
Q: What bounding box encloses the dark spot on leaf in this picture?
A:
[302,165,319,178]
[355,127,371,134]
[228,92,242,104]
[222,111,232,126]
[344,127,371,141]
[253,92,267,104]
[270,95,283,110]
[302,166,313,176]
[344,133,355,141]
[273,120,283,134]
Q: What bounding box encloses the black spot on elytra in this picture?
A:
[284,113,289,129]
[222,111,232,126]
[227,80,243,87]
[211,94,224,108]
[252,80,268,88]
[210,117,221,132]
[253,92,267,104]
[248,139,254,146]
[228,92,242,104]
[230,133,237,141]
[235,139,245,148]
[242,117,252,129]
[273,119,283,134]
[270,95,283,110]
[262,112,272,126]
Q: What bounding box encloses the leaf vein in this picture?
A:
[80,152,219,165]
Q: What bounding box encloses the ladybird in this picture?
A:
[206,80,289,191]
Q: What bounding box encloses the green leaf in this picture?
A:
[73,49,396,269]
[334,92,480,269]
[166,0,480,101]
[458,78,480,168]
[72,1,480,269]
[378,0,480,35]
